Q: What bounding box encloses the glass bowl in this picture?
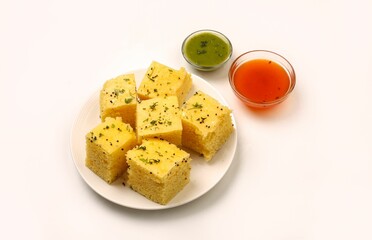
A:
[181,30,233,71]
[228,50,296,108]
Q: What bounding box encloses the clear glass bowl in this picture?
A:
[181,30,233,71]
[228,50,296,108]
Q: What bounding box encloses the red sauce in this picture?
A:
[233,59,290,103]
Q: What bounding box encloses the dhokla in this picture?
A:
[136,96,182,146]
[181,91,234,160]
[85,117,137,184]
[100,74,137,128]
[126,138,191,205]
[137,61,192,105]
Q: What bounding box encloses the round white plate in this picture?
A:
[70,69,237,210]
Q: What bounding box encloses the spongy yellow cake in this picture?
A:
[85,117,137,184]
[100,74,137,128]
[137,61,192,105]
[126,138,191,205]
[181,91,234,160]
[136,96,182,146]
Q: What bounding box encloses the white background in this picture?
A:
[1,0,372,239]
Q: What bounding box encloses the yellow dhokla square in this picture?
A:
[181,91,234,160]
[85,117,137,184]
[137,61,192,105]
[136,96,182,146]
[100,74,137,128]
[126,139,191,205]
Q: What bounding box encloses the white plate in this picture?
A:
[70,69,237,210]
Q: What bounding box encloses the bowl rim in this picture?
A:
[181,29,233,70]
[228,49,296,107]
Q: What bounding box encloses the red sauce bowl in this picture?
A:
[228,50,296,108]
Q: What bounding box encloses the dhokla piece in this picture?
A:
[137,61,192,105]
[136,96,182,146]
[181,91,234,160]
[126,138,191,205]
[85,117,137,184]
[100,74,137,128]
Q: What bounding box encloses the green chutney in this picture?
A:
[183,32,232,68]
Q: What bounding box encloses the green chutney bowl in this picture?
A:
[181,29,233,71]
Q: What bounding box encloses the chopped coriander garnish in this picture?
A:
[113,88,125,97]
[138,146,146,150]
[125,97,133,104]
[155,151,164,157]
[139,158,160,164]
[149,102,158,110]
[189,102,203,110]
